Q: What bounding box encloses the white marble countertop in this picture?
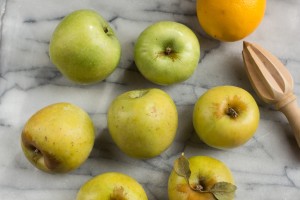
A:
[1,0,300,199]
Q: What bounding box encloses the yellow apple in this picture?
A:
[49,9,121,84]
[76,172,148,200]
[168,155,236,200]
[134,21,200,85]
[193,85,260,149]
[107,88,178,158]
[21,102,95,173]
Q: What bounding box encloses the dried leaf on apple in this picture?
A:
[173,153,237,200]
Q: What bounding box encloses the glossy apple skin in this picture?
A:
[21,102,95,173]
[168,156,235,200]
[76,172,148,200]
[49,9,121,84]
[193,86,260,149]
[108,88,178,158]
[134,21,200,85]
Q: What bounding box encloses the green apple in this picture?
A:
[107,88,178,158]
[21,102,95,173]
[49,9,121,84]
[76,172,148,200]
[168,154,236,200]
[193,85,260,149]
[134,21,200,85]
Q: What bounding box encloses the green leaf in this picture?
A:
[210,182,237,200]
[173,153,191,182]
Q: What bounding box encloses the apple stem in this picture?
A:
[34,148,41,154]
[192,184,204,191]
[31,146,42,163]
[227,107,238,118]
[128,90,149,99]
[103,27,109,33]
[165,47,172,55]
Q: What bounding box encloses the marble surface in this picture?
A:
[0,0,300,199]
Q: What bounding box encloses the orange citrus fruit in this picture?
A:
[196,0,266,42]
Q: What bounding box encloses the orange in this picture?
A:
[196,0,266,42]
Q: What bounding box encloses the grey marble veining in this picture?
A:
[0,0,300,199]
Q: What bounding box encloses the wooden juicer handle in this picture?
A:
[277,94,300,147]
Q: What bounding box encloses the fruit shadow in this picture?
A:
[90,128,123,161]
[90,127,153,166]
[115,60,162,90]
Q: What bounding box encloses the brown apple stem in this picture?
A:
[190,184,211,194]
[226,107,238,118]
[191,184,204,192]
[278,98,300,147]
[110,186,128,200]
[165,47,172,55]
[22,135,41,156]
[34,148,41,155]
[103,27,108,33]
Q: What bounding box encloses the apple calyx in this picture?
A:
[162,46,179,62]
[226,107,239,118]
[110,186,128,200]
[223,95,247,119]
[155,42,179,61]
[165,47,172,55]
[173,153,237,200]
[103,26,109,33]
[31,145,43,163]
[103,26,114,37]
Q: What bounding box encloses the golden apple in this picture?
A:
[168,154,236,200]
[49,9,121,84]
[107,88,178,158]
[76,172,148,200]
[193,85,260,149]
[21,102,95,173]
[134,21,200,85]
